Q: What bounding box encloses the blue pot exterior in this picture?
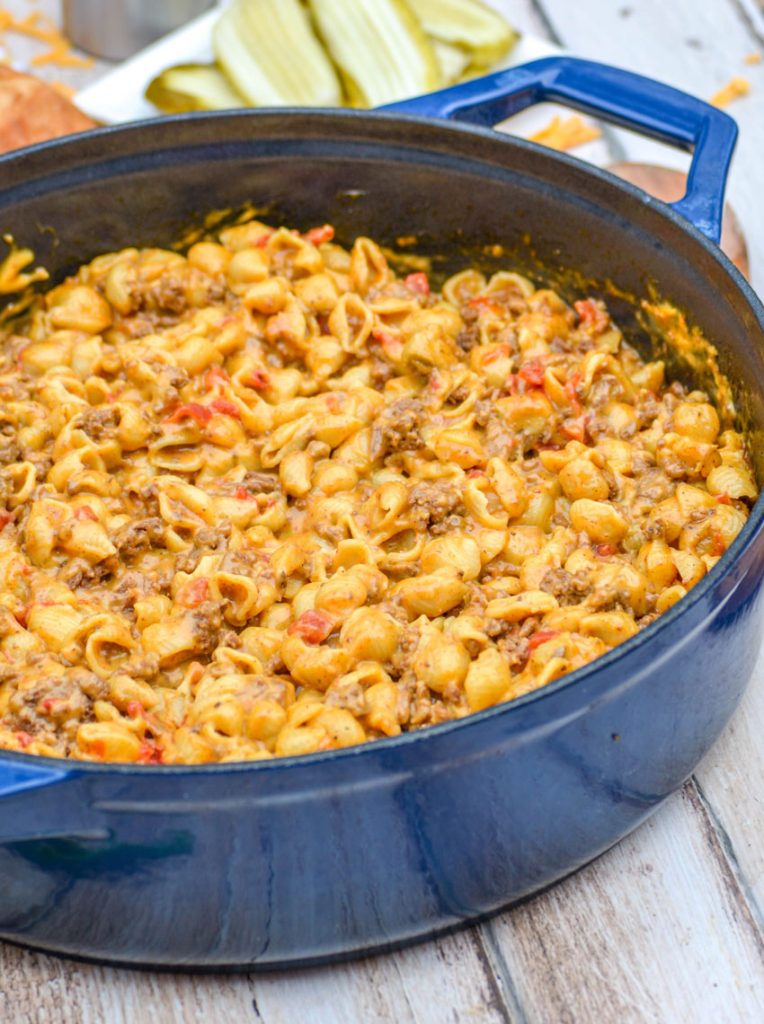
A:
[0,90,762,966]
[0,521,762,967]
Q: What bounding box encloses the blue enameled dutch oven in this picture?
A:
[0,57,763,969]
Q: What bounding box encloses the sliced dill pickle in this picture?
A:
[214,0,342,106]
[145,64,246,113]
[408,0,517,67]
[432,39,472,84]
[309,0,441,107]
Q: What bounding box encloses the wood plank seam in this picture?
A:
[526,0,564,44]
[730,0,764,47]
[690,776,764,938]
[473,925,528,1024]
[686,779,764,956]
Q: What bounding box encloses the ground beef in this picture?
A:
[587,375,623,408]
[370,357,396,386]
[408,480,462,529]
[150,364,190,412]
[496,633,531,671]
[389,624,421,677]
[218,629,241,650]
[190,602,223,656]
[456,313,481,353]
[111,569,161,610]
[114,517,165,559]
[482,414,519,459]
[324,678,366,715]
[446,383,470,406]
[5,668,105,738]
[370,398,425,460]
[474,399,492,427]
[636,467,673,503]
[219,548,263,575]
[173,524,232,573]
[60,556,116,590]
[0,429,20,465]
[240,472,279,494]
[539,567,592,604]
[79,407,119,441]
[636,392,661,428]
[120,652,160,680]
[656,445,690,480]
[149,276,187,315]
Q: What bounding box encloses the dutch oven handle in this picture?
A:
[382,56,737,245]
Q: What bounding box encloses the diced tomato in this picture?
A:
[235,485,256,501]
[565,371,583,415]
[127,701,144,720]
[16,731,33,749]
[165,402,212,427]
[482,343,510,364]
[528,630,560,652]
[717,493,732,505]
[137,741,163,764]
[467,295,502,313]
[178,578,210,608]
[467,468,485,478]
[73,505,98,522]
[204,366,230,390]
[91,739,106,758]
[518,361,546,388]
[596,543,617,557]
[246,368,271,391]
[561,415,587,442]
[288,609,335,644]
[574,298,609,332]
[304,224,335,246]
[0,510,11,528]
[371,326,403,360]
[325,394,343,413]
[210,397,241,419]
[711,533,726,557]
[255,229,275,248]
[40,698,57,713]
[405,272,430,297]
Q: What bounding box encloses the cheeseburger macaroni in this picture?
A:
[0,222,756,763]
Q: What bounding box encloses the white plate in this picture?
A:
[73,0,613,166]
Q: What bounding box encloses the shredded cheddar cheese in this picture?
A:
[710,77,751,108]
[0,7,94,71]
[529,115,602,152]
[743,53,762,66]
[0,236,49,294]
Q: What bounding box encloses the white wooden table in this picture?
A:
[2,2,764,1021]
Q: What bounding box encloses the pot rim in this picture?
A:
[1,106,763,775]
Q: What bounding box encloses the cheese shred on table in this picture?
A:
[710,76,751,108]
[528,114,602,152]
[0,7,93,71]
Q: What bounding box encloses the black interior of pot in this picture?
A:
[1,109,763,476]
